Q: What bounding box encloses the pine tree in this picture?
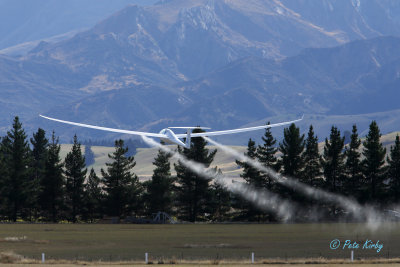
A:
[279,123,305,177]
[362,121,387,202]
[237,139,262,186]
[277,124,305,208]
[1,117,32,221]
[344,125,363,199]
[83,168,104,222]
[85,145,95,166]
[0,140,9,220]
[65,135,87,222]
[208,173,231,221]
[257,123,279,189]
[296,125,322,219]
[321,126,345,217]
[101,139,141,217]
[146,146,174,215]
[236,139,264,221]
[29,128,48,221]
[301,125,321,186]
[175,129,217,222]
[388,135,400,202]
[321,126,345,193]
[40,131,64,222]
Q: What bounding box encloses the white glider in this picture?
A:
[40,114,303,148]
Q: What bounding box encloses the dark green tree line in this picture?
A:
[1,116,400,223]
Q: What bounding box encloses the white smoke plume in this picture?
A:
[203,137,383,229]
[141,136,297,221]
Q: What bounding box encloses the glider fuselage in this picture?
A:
[159,128,191,148]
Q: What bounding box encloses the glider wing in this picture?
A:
[175,117,303,138]
[39,115,165,138]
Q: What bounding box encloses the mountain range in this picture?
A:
[0,0,158,51]
[2,0,400,144]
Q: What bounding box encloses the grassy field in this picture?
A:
[3,263,400,267]
[4,264,400,267]
[0,223,399,263]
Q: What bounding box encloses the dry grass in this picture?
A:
[250,258,400,265]
[0,251,23,263]
[3,257,400,266]
[0,235,49,245]
[0,223,399,261]
[59,144,246,181]
[2,250,400,266]
[0,236,27,242]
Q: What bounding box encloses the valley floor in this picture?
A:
[0,223,399,263]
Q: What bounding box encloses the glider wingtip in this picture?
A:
[39,114,50,120]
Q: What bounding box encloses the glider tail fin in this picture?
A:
[169,126,210,149]
[185,130,191,148]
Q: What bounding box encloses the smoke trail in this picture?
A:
[225,177,298,222]
[204,137,383,228]
[141,136,297,221]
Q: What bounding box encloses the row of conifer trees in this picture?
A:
[0,117,225,222]
[0,117,399,222]
[237,121,400,221]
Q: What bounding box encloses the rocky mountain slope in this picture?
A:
[2,0,400,142]
[0,0,158,50]
[34,36,400,143]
